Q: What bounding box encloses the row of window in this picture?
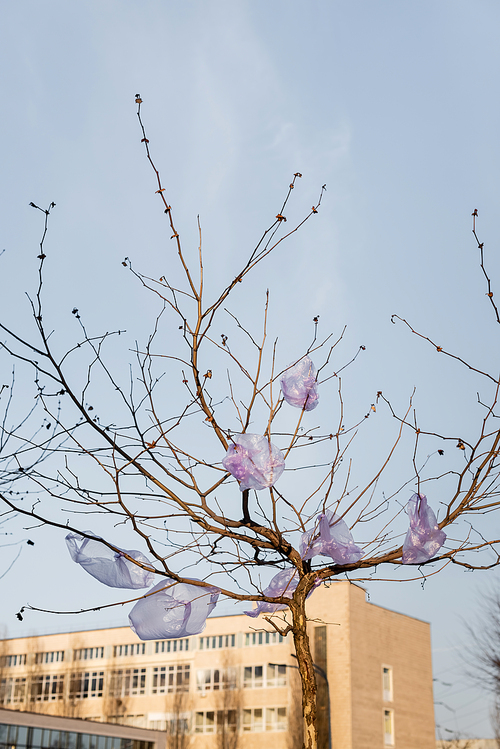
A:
[0,673,104,704]
[1,652,65,667]
[195,664,286,691]
[198,634,235,650]
[244,631,286,647]
[35,652,65,665]
[0,723,153,749]
[194,707,287,734]
[150,707,392,742]
[154,639,188,654]
[113,645,145,658]
[0,655,26,668]
[1,632,288,669]
[0,663,288,704]
[74,649,104,662]
[199,632,285,648]
[1,644,184,666]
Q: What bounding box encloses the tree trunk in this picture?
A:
[290,593,318,749]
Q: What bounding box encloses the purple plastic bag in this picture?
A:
[280,356,319,411]
[300,511,363,564]
[402,494,446,564]
[129,578,220,640]
[222,433,285,491]
[244,569,321,618]
[244,569,299,617]
[66,532,155,589]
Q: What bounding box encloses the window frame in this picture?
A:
[151,664,190,694]
[382,665,393,702]
[383,708,395,746]
[198,634,236,650]
[69,671,104,699]
[30,674,65,702]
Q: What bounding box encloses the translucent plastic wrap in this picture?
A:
[222,433,285,491]
[129,579,220,640]
[402,494,446,564]
[244,568,321,618]
[280,356,319,411]
[244,569,298,617]
[66,532,155,589]
[300,511,363,564]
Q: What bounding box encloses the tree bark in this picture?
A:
[290,592,318,749]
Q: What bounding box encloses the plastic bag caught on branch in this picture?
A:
[300,511,363,564]
[244,568,321,618]
[280,355,319,411]
[222,433,285,491]
[402,494,446,564]
[66,532,156,589]
[244,569,299,618]
[129,579,220,640]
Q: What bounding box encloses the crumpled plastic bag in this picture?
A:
[300,511,363,564]
[280,356,319,411]
[128,578,220,639]
[402,493,446,564]
[244,569,299,617]
[244,568,321,618]
[66,532,155,589]
[222,433,285,491]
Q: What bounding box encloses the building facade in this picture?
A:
[0,583,436,749]
[0,706,167,749]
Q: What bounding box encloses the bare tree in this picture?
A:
[0,632,10,708]
[166,690,191,749]
[436,739,475,749]
[103,647,130,725]
[465,590,500,695]
[491,702,500,749]
[214,651,241,749]
[2,97,500,749]
[464,590,500,748]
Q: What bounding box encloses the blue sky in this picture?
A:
[1,0,500,739]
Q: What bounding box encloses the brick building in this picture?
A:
[0,582,436,748]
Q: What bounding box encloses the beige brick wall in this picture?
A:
[1,582,435,748]
[307,582,436,749]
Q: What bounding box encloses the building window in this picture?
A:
[155,639,189,654]
[242,707,287,732]
[242,708,263,732]
[148,714,190,734]
[243,666,263,689]
[74,647,104,661]
[198,634,235,650]
[196,668,236,692]
[382,666,393,702]
[384,709,395,745]
[30,674,65,702]
[109,669,146,697]
[244,632,286,647]
[0,677,27,704]
[195,710,237,734]
[0,727,154,749]
[266,707,287,731]
[0,654,26,668]
[167,716,190,735]
[243,664,287,688]
[113,644,145,657]
[34,651,64,665]
[267,663,287,687]
[151,664,190,693]
[69,671,104,699]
